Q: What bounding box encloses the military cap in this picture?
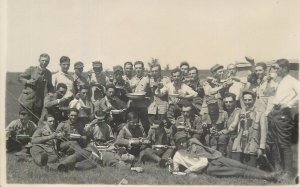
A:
[92,61,102,67]
[174,131,188,143]
[206,96,218,105]
[210,64,224,73]
[74,61,84,69]
[94,110,107,120]
[113,65,123,73]
[242,90,256,99]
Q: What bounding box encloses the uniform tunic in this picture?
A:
[18,66,54,118]
[148,76,171,115]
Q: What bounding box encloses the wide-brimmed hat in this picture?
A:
[94,110,107,120]
[210,64,224,73]
[92,61,102,68]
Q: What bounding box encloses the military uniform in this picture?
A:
[187,79,205,114]
[128,75,151,134]
[175,114,205,143]
[139,126,175,166]
[87,61,108,103]
[40,92,71,125]
[30,124,59,166]
[202,109,229,156]
[94,96,127,133]
[18,66,54,122]
[232,107,267,167]
[73,74,89,95]
[116,124,146,156]
[6,119,37,152]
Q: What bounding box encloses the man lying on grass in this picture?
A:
[170,131,278,182]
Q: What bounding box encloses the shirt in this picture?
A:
[116,124,146,146]
[173,150,208,173]
[88,69,108,87]
[130,75,150,108]
[52,70,74,98]
[6,119,37,138]
[272,74,299,109]
[85,122,114,142]
[159,82,197,104]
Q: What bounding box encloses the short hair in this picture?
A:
[124,61,133,68]
[60,56,70,64]
[276,59,290,72]
[56,83,67,90]
[106,84,116,91]
[68,108,79,115]
[134,61,144,68]
[242,91,256,100]
[127,112,138,121]
[180,61,189,68]
[171,68,181,75]
[223,93,236,101]
[151,63,161,71]
[256,62,267,70]
[44,114,55,121]
[79,84,89,91]
[39,53,50,60]
[189,66,198,74]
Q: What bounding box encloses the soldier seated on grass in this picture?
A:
[116,112,147,158]
[170,131,278,182]
[85,110,135,167]
[138,119,175,167]
[6,107,37,154]
[31,114,63,166]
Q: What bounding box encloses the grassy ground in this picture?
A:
[5,72,298,185]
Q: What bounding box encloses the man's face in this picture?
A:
[75,67,83,75]
[223,97,235,111]
[60,62,70,73]
[124,64,133,76]
[208,103,219,116]
[227,65,237,76]
[180,65,189,76]
[114,71,124,81]
[151,66,161,78]
[243,94,254,109]
[255,66,265,79]
[68,111,78,124]
[56,87,67,99]
[182,106,192,118]
[274,64,285,77]
[46,117,55,128]
[135,64,144,77]
[106,88,115,99]
[214,68,224,79]
[39,57,50,69]
[19,112,29,124]
[188,69,198,81]
[93,66,103,73]
[128,118,139,129]
[172,72,182,84]
[80,89,88,100]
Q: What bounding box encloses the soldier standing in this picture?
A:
[18,53,54,123]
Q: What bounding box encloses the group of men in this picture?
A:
[6,53,299,183]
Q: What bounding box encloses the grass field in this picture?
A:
[5,72,298,185]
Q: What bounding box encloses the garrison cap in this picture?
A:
[92,61,102,67]
[174,131,188,143]
[210,64,224,73]
[113,65,123,73]
[74,61,84,69]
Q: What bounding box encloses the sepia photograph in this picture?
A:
[1,0,299,186]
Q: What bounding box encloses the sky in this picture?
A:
[4,0,300,72]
